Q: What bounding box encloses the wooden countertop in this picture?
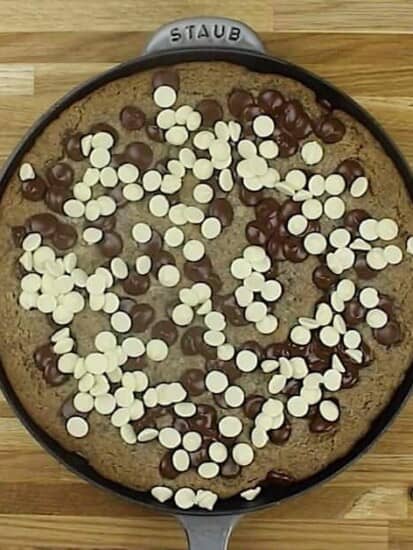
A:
[1,1,413,548]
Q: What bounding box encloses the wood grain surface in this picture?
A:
[1,1,413,548]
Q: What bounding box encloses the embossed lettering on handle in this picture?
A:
[143,17,265,55]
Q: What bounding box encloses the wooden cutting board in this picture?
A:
[0,1,412,548]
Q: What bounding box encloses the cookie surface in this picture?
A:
[0,61,412,511]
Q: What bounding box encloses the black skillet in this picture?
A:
[1,16,413,550]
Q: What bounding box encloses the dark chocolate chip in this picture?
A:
[120,106,146,130]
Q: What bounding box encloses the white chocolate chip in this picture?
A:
[384,244,403,265]
[182,431,202,452]
[290,325,311,345]
[172,304,194,326]
[304,233,327,255]
[66,416,89,438]
[201,217,222,240]
[359,219,379,241]
[302,199,323,220]
[319,400,339,422]
[158,427,181,449]
[351,176,369,197]
[325,174,345,196]
[205,370,229,393]
[232,443,254,466]
[366,308,388,329]
[158,264,180,287]
[174,487,196,510]
[287,396,309,417]
[377,218,398,241]
[153,85,176,108]
[183,240,205,262]
[324,197,345,220]
[301,141,323,165]
[253,115,274,137]
[146,339,169,361]
[19,162,35,181]
[236,349,258,372]
[218,416,242,438]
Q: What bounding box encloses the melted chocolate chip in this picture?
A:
[246,220,268,246]
[266,234,285,261]
[99,231,123,258]
[181,327,205,355]
[22,177,47,201]
[44,363,67,386]
[283,379,301,396]
[206,359,240,383]
[159,451,179,479]
[242,104,262,122]
[90,123,118,142]
[314,115,345,144]
[108,185,128,208]
[283,237,308,263]
[184,256,213,284]
[265,470,295,485]
[131,304,155,332]
[310,412,338,433]
[92,215,116,232]
[221,457,241,478]
[344,209,370,232]
[151,320,178,346]
[258,89,284,115]
[337,158,364,185]
[341,363,359,388]
[122,272,150,296]
[34,343,56,370]
[378,295,394,316]
[11,225,26,247]
[26,213,58,237]
[190,445,209,468]
[239,340,263,359]
[46,162,74,188]
[344,299,366,326]
[139,230,162,256]
[146,124,164,142]
[124,142,153,170]
[313,265,339,291]
[239,187,264,206]
[64,133,84,161]
[273,129,298,158]
[255,197,280,221]
[354,255,377,280]
[51,223,77,250]
[152,70,179,91]
[61,396,79,420]
[119,297,138,316]
[120,106,146,130]
[243,395,265,419]
[269,421,291,444]
[215,293,248,326]
[151,251,176,275]
[197,99,223,126]
[228,89,254,118]
[208,198,234,227]
[45,186,71,213]
[190,404,217,432]
[180,369,205,397]
[279,100,312,139]
[374,320,402,346]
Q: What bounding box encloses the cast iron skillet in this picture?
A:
[1,16,413,550]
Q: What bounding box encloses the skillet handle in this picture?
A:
[143,17,265,55]
[178,514,241,550]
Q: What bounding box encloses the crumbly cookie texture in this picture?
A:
[1,61,413,512]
